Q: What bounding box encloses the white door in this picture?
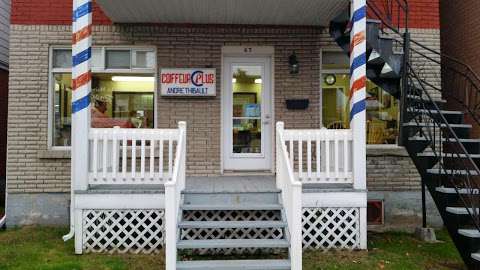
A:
[223,57,273,171]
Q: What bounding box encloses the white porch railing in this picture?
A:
[164,122,186,270]
[276,122,302,270]
[88,127,181,185]
[282,127,353,184]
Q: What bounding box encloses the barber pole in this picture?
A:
[350,0,367,249]
[69,0,92,254]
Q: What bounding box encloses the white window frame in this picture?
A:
[319,48,400,147]
[48,46,158,150]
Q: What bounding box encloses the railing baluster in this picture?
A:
[102,129,107,181]
[131,131,136,181]
[159,138,164,180]
[289,139,294,169]
[326,133,330,181]
[316,131,321,180]
[150,136,155,180]
[307,133,312,181]
[141,135,146,180]
[92,129,98,182]
[122,130,127,180]
[298,134,303,181]
[343,131,349,180]
[334,130,339,180]
[168,132,173,179]
[112,127,118,181]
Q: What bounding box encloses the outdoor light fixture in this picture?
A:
[289,51,299,74]
[232,78,237,83]
[324,74,337,85]
[111,76,155,82]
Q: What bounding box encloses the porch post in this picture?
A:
[72,0,92,191]
[350,0,367,249]
[70,0,92,254]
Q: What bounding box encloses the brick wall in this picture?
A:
[7,23,439,194]
[440,0,480,137]
[12,0,439,29]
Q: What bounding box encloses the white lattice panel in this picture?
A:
[302,207,360,250]
[83,210,165,254]
[183,210,282,222]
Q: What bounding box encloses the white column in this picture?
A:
[350,0,367,250]
[72,0,92,191]
[70,0,92,253]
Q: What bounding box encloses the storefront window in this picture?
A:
[51,48,156,147]
[321,51,399,144]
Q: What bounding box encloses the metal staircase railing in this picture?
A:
[406,63,480,231]
[367,0,480,231]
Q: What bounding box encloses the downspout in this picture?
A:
[62,186,74,241]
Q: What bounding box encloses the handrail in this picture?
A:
[164,121,187,270]
[276,122,302,270]
[407,63,480,231]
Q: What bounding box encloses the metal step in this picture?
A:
[472,253,480,262]
[177,239,290,249]
[419,153,480,159]
[458,229,480,238]
[436,187,480,194]
[403,122,472,129]
[427,168,479,176]
[181,203,283,211]
[177,259,291,270]
[446,207,479,215]
[178,220,287,229]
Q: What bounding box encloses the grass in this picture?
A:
[0,227,465,270]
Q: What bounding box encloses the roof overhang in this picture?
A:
[96,0,349,26]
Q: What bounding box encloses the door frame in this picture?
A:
[220,46,275,173]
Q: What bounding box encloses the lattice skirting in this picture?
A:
[82,209,165,254]
[302,207,360,250]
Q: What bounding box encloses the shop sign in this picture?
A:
[160,68,216,96]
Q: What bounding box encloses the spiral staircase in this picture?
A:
[330,1,480,269]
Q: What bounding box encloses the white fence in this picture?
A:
[276,122,302,270]
[88,127,181,185]
[165,122,187,270]
[282,128,353,184]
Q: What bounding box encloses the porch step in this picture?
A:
[459,229,480,238]
[183,191,280,205]
[472,253,480,262]
[181,203,283,211]
[177,259,291,270]
[427,168,479,176]
[177,239,290,249]
[178,220,287,229]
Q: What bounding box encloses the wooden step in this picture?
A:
[177,259,291,270]
[458,229,480,238]
[181,203,283,211]
[177,239,290,249]
[178,220,287,229]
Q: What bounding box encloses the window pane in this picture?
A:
[322,73,350,129]
[92,48,103,69]
[53,49,72,69]
[91,74,155,128]
[132,50,155,69]
[52,73,155,147]
[53,73,72,146]
[366,82,399,144]
[106,50,131,69]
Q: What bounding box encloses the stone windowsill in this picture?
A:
[37,149,71,159]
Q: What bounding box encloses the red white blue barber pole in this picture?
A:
[63,0,92,252]
[350,0,367,249]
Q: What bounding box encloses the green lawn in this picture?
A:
[0,227,465,270]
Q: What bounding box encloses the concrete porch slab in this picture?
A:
[185,176,277,193]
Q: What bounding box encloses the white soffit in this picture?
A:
[96,0,349,26]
